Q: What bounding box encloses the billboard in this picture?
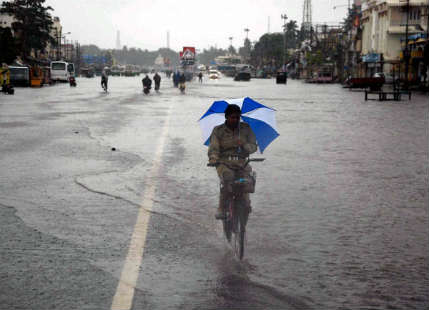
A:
[180,47,196,65]
[83,54,107,64]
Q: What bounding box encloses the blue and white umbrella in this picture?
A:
[199,97,279,153]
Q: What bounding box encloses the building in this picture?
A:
[361,0,428,77]
[46,16,63,60]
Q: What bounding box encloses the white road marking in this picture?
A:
[111,108,171,310]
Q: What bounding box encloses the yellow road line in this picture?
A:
[111,108,171,310]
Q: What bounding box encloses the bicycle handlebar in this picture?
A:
[207,158,265,168]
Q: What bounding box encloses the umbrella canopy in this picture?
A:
[199,97,279,153]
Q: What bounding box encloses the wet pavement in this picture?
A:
[0,75,428,310]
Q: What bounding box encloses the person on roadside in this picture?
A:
[153,72,161,91]
[198,71,203,83]
[142,74,152,93]
[208,104,257,219]
[173,71,179,87]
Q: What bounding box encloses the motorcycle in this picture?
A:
[1,83,14,95]
[69,76,77,87]
[179,82,185,94]
[143,86,151,95]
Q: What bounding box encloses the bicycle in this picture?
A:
[208,157,265,260]
[101,80,108,92]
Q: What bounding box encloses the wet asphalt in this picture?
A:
[0,75,428,310]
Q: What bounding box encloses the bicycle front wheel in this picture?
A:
[223,200,232,243]
[234,218,245,260]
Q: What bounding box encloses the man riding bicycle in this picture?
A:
[208,104,257,219]
[101,69,108,91]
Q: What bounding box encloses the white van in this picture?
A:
[50,61,69,82]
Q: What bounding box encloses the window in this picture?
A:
[52,63,66,70]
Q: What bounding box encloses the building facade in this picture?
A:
[361,0,428,77]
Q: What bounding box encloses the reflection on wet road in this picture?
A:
[0,76,427,309]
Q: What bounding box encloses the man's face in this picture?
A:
[226,112,240,129]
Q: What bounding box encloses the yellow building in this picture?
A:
[361,0,428,76]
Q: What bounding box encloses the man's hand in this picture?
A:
[208,157,218,165]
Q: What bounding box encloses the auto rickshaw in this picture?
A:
[42,66,51,85]
[30,65,44,87]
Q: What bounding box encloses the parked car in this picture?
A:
[209,70,221,79]
[374,72,397,84]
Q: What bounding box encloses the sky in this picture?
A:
[9,0,351,51]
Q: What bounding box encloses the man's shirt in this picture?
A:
[208,122,257,164]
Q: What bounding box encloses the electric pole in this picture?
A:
[404,0,410,89]
[281,14,288,67]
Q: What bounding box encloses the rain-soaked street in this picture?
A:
[0,75,428,310]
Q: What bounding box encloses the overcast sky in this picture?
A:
[26,0,349,51]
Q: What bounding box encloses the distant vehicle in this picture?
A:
[374,72,397,84]
[69,76,77,87]
[217,64,236,77]
[234,65,252,81]
[50,61,69,82]
[307,64,334,84]
[9,66,30,86]
[0,66,14,94]
[209,70,221,79]
[30,66,43,87]
[345,73,385,91]
[110,65,121,76]
[67,63,75,77]
[276,71,288,84]
[197,64,206,72]
[80,67,95,78]
[42,66,51,85]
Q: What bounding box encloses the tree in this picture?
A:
[198,46,227,65]
[285,20,299,49]
[239,38,252,61]
[0,27,18,64]
[0,0,56,60]
[251,33,284,68]
[228,45,236,55]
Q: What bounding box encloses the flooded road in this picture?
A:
[0,75,428,309]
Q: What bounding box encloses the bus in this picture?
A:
[9,66,30,86]
[50,61,69,82]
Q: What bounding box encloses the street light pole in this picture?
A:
[62,32,71,61]
[281,14,288,68]
[244,28,249,40]
[404,0,410,89]
[228,36,233,53]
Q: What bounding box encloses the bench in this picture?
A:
[365,90,412,101]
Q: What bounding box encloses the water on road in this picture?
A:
[0,75,427,310]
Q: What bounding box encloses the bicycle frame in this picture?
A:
[208,157,265,259]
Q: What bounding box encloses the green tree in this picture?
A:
[0,27,18,64]
[0,0,56,60]
[251,33,284,68]
[198,46,227,65]
[285,20,299,49]
[228,45,236,55]
[239,38,252,61]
